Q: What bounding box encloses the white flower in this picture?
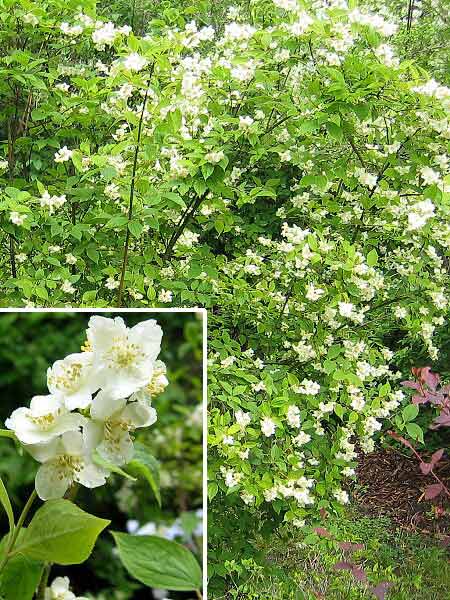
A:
[235,410,251,428]
[92,21,117,49]
[123,53,148,72]
[40,191,67,213]
[47,353,100,410]
[10,212,27,226]
[407,199,435,230]
[86,316,163,398]
[23,13,39,25]
[54,146,73,163]
[420,166,441,186]
[0,159,8,170]
[146,360,169,396]
[333,489,349,504]
[29,431,108,500]
[394,306,407,319]
[158,289,173,303]
[294,379,320,395]
[241,491,255,505]
[65,253,77,265]
[104,183,121,199]
[61,280,76,294]
[88,390,157,465]
[306,284,324,301]
[105,276,120,290]
[287,405,301,428]
[239,116,254,129]
[338,301,354,318]
[45,576,89,600]
[220,356,235,368]
[293,431,311,446]
[5,395,84,445]
[205,150,225,163]
[261,416,276,437]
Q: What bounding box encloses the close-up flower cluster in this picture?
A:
[6,316,166,500]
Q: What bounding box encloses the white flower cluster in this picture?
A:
[40,190,67,214]
[5,316,168,500]
[45,576,87,600]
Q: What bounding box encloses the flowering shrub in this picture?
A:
[1,0,450,585]
[0,315,203,599]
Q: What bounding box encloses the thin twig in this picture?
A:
[116,65,154,306]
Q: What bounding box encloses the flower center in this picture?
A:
[107,338,143,368]
[30,411,60,429]
[49,362,83,392]
[55,454,82,480]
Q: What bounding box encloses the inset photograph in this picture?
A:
[0,310,204,600]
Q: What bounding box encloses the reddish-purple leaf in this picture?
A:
[431,412,450,428]
[431,448,445,465]
[339,541,365,552]
[401,380,421,390]
[333,561,354,571]
[371,581,392,600]
[424,483,444,500]
[422,367,440,390]
[419,461,433,475]
[412,394,428,405]
[314,527,332,538]
[351,566,368,583]
[412,367,440,390]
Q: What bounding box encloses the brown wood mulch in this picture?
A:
[353,447,450,541]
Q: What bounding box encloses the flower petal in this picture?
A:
[35,462,71,500]
[91,390,127,421]
[76,461,108,488]
[122,402,157,428]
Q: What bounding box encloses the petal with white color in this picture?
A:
[97,428,134,466]
[47,352,99,410]
[60,430,84,455]
[129,319,163,362]
[87,316,127,350]
[90,390,127,421]
[35,461,71,500]
[76,461,108,488]
[26,437,60,463]
[121,402,157,428]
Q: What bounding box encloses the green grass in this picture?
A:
[211,508,450,599]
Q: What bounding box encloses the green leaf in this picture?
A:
[208,481,218,501]
[367,249,378,266]
[406,422,424,444]
[326,122,343,141]
[0,430,15,440]
[14,499,110,565]
[128,221,144,238]
[402,404,419,422]
[86,247,99,263]
[0,553,43,600]
[126,442,161,506]
[0,477,14,534]
[111,532,202,591]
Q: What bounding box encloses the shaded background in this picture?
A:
[0,311,203,599]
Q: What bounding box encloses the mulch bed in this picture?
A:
[353,447,450,540]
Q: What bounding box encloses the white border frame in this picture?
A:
[0,307,208,597]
